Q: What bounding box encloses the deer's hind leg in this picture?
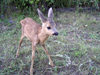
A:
[16,34,25,57]
[30,42,37,75]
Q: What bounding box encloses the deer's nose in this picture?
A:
[53,32,58,36]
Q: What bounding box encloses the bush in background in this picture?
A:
[0,0,100,15]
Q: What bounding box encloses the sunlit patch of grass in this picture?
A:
[74,13,97,26]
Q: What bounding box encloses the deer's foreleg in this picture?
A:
[42,44,54,67]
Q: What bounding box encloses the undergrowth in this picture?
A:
[0,10,100,75]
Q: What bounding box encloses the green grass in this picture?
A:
[0,10,100,75]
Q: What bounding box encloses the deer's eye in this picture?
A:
[47,27,51,29]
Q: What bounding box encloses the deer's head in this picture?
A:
[37,8,58,36]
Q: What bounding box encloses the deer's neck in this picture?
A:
[38,27,49,44]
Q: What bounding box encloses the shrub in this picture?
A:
[0,0,99,15]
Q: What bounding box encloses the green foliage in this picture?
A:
[0,0,100,15]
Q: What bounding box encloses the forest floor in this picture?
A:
[0,9,100,75]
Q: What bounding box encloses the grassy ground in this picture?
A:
[0,10,100,75]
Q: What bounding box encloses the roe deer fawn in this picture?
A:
[16,7,58,75]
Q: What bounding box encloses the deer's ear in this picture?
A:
[37,8,47,23]
[48,7,54,19]
[20,20,26,26]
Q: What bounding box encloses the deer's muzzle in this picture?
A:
[53,32,58,36]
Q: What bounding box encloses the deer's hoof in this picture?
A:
[16,55,18,58]
[16,53,19,58]
[49,62,54,67]
[30,68,33,75]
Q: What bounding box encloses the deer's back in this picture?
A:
[20,17,41,41]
